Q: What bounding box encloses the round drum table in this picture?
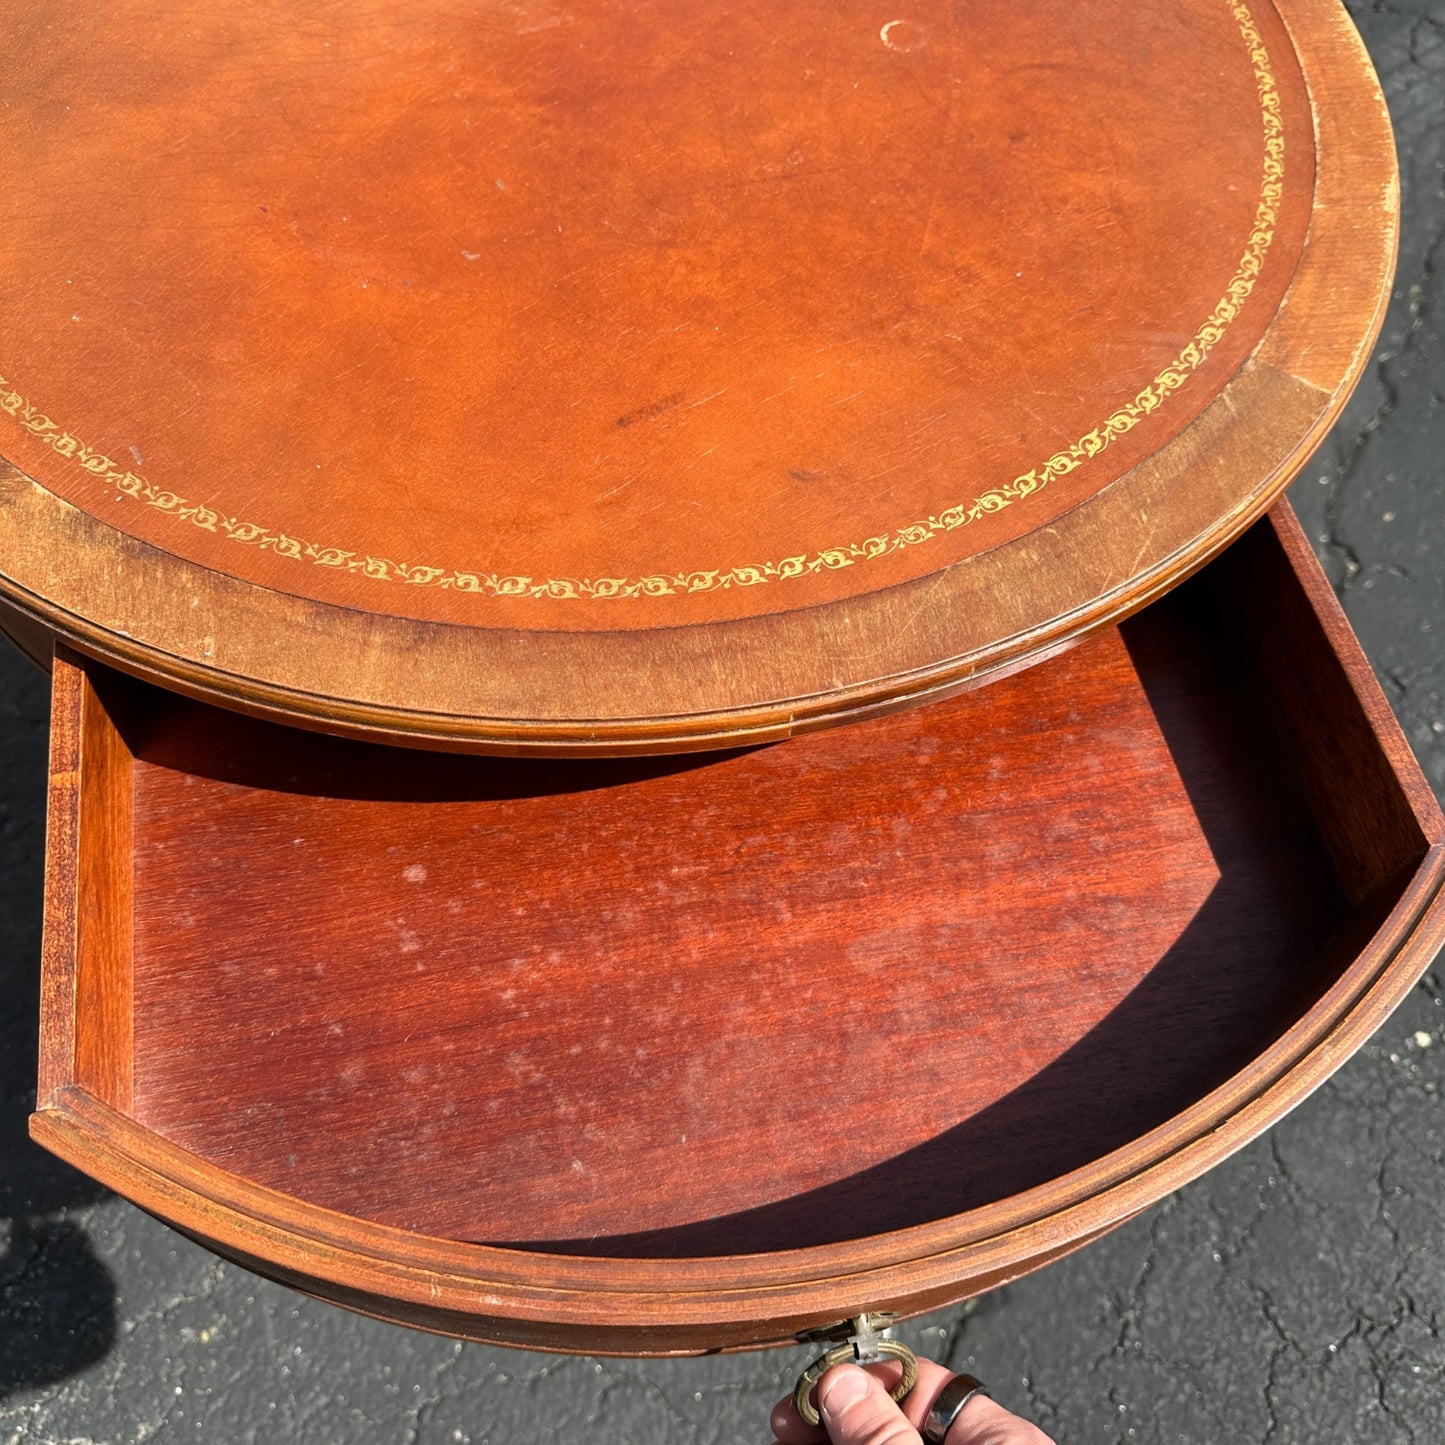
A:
[4,0,1442,1357]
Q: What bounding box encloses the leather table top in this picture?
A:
[0,0,1396,751]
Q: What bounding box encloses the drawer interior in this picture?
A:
[47,518,1434,1260]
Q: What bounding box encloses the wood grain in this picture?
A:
[120,602,1344,1249]
[0,0,1400,753]
[0,0,1316,627]
[38,649,134,1111]
[0,589,53,672]
[29,504,1445,1351]
[1210,506,1441,902]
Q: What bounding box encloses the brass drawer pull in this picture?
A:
[792,1314,918,1428]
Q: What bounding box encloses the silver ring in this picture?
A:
[921,1373,990,1444]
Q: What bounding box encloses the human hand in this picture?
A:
[771,1354,1055,1445]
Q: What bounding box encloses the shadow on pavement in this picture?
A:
[0,638,117,1399]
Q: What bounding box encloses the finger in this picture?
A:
[769,1361,885,1443]
[939,1393,1055,1445]
[769,1355,1054,1445]
[771,1357,949,1443]
[883,1357,1054,1445]
[889,1356,956,1434]
[815,1364,919,1445]
[768,1389,829,1445]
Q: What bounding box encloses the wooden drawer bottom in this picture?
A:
[30,506,1445,1353]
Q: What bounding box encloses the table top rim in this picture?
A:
[0,0,1397,752]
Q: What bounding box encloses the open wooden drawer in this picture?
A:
[29,505,1445,1355]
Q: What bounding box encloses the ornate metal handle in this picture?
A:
[792,1314,919,1428]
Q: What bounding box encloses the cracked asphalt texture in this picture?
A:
[3,3,1444,1440]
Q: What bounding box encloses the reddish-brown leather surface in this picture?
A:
[0,0,1313,631]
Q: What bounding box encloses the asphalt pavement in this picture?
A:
[2,2,1443,1440]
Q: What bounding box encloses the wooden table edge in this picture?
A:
[0,0,1400,754]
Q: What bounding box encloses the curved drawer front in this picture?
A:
[29,506,1445,1353]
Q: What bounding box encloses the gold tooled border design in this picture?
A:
[0,1,1283,604]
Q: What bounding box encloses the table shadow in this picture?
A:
[0,639,117,1400]
[495,584,1359,1257]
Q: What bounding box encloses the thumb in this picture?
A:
[817,1364,919,1445]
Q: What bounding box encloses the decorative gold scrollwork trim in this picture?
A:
[0,1,1284,604]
